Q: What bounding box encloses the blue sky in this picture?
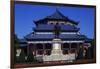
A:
[15,4,95,39]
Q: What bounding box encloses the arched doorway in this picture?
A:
[62,43,70,55]
[70,43,77,54]
[36,43,44,55]
[44,43,52,55]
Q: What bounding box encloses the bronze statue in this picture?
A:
[54,23,61,38]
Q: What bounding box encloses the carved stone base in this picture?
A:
[43,39,75,61]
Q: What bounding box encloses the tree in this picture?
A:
[27,51,36,63]
[16,49,26,63]
[85,47,93,59]
[85,40,94,59]
[14,34,20,49]
[14,34,24,63]
[14,34,19,63]
[76,46,84,60]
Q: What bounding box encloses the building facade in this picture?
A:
[19,9,92,62]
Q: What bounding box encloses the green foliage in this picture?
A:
[16,50,26,63]
[27,51,36,63]
[14,34,20,49]
[85,47,93,59]
[76,48,84,59]
[14,34,21,63]
[85,39,94,59]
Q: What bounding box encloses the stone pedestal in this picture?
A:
[43,39,76,62]
[43,39,63,61]
[51,39,62,61]
[52,39,62,54]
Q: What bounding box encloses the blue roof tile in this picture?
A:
[36,24,54,30]
[19,39,27,43]
[34,10,78,25]
[20,44,27,47]
[35,24,79,31]
[46,10,67,20]
[25,33,87,40]
[25,33,54,40]
[85,38,93,43]
[60,24,79,30]
[59,34,86,39]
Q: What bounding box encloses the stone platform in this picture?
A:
[43,39,75,62]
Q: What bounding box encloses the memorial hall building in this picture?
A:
[19,9,92,62]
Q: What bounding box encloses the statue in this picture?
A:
[54,23,61,38]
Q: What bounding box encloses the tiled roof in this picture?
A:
[19,39,27,47]
[34,24,79,32]
[24,33,87,41]
[25,33,54,40]
[20,44,27,47]
[60,24,79,31]
[85,38,93,43]
[36,24,54,30]
[34,10,78,25]
[59,34,86,40]
[46,9,67,20]
[19,39,27,44]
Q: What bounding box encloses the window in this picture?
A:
[36,43,43,50]
[45,50,51,55]
[62,43,70,49]
[37,50,44,55]
[45,43,52,49]
[70,49,76,53]
[63,50,68,55]
[71,43,77,49]
[62,43,70,55]
[44,43,52,55]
